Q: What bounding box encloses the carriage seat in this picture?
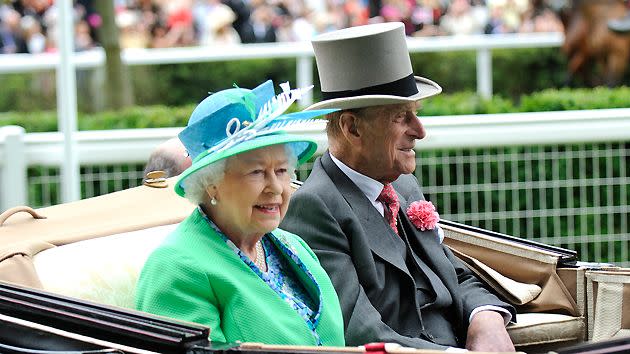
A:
[27,222,585,351]
[32,223,177,309]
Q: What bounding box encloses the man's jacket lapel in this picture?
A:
[393,177,445,267]
[320,152,410,278]
[393,179,452,302]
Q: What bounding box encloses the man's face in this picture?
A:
[356,102,426,183]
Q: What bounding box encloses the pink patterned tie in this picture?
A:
[377,184,400,235]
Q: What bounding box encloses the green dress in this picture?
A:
[135,209,345,346]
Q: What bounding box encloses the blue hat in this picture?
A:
[176,80,336,197]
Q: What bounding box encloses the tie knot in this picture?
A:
[378,183,398,205]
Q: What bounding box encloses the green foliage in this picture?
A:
[5,86,630,133]
[421,91,515,115]
[491,48,568,98]
[519,86,630,111]
[0,111,58,132]
[0,104,195,132]
[413,142,630,264]
[411,52,477,93]
[78,104,194,130]
[27,166,60,207]
[0,73,57,112]
[409,47,570,99]
[5,47,630,114]
[130,59,298,107]
[0,47,579,113]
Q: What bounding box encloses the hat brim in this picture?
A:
[175,134,317,197]
[305,76,442,111]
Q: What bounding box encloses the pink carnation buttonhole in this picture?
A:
[406,200,440,231]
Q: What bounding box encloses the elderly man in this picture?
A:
[143,137,192,179]
[280,23,516,352]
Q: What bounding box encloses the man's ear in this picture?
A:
[339,111,361,142]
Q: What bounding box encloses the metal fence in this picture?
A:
[2,109,629,266]
[414,143,629,266]
[26,164,146,207]
[18,143,629,267]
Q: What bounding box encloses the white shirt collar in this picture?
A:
[328,152,445,244]
[329,153,385,215]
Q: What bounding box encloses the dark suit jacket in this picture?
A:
[280,152,515,349]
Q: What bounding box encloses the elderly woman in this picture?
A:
[135,81,344,346]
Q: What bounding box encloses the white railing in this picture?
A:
[0,32,564,103]
[2,110,629,265]
[2,108,630,211]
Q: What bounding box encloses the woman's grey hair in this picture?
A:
[182,159,227,206]
[182,145,299,205]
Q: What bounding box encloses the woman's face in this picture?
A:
[207,145,293,241]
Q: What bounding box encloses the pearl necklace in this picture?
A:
[254,240,267,271]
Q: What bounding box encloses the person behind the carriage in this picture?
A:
[135,80,345,346]
[280,22,516,352]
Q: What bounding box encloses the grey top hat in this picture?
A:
[307,22,442,111]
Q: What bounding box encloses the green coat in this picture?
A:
[135,209,345,346]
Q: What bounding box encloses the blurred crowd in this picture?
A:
[0,0,566,54]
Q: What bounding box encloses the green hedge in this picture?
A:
[0,105,193,133]
[420,91,516,115]
[3,86,630,133]
[132,59,299,107]
[5,47,622,113]
[519,87,630,111]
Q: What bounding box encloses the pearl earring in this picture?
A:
[210,197,217,206]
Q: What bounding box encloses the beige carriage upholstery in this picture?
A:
[440,223,587,351]
[585,269,630,341]
[0,178,623,351]
[32,224,177,309]
[0,177,194,290]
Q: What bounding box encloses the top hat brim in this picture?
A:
[305,76,442,111]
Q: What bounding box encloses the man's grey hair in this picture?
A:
[142,137,191,180]
[182,145,299,206]
[143,153,185,179]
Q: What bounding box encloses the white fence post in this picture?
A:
[57,0,81,203]
[0,126,27,212]
[476,48,492,100]
[296,56,313,108]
